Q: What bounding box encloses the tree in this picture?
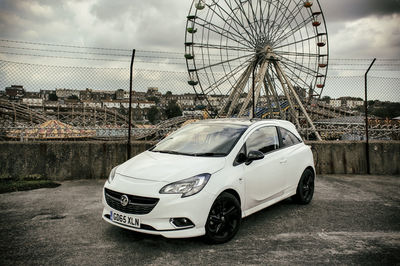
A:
[321,96,331,103]
[146,96,160,104]
[165,91,172,96]
[147,106,161,124]
[68,95,79,100]
[164,101,182,119]
[48,93,58,101]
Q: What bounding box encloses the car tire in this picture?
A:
[204,192,242,244]
[292,168,315,204]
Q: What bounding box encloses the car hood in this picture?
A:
[116,151,226,183]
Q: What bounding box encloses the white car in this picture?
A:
[102,119,315,243]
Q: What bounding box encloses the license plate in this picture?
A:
[110,210,140,228]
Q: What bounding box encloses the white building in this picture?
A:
[82,101,102,108]
[134,101,156,109]
[346,100,364,109]
[56,88,79,98]
[329,99,342,108]
[102,101,120,109]
[22,98,43,106]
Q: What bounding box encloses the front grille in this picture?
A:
[104,188,159,215]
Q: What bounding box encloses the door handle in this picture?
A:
[280,159,287,164]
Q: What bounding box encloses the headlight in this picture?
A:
[159,173,211,198]
[108,166,118,183]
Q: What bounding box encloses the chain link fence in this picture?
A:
[1,47,399,142]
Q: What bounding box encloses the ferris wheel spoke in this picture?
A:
[273,34,318,50]
[211,1,257,44]
[247,0,262,33]
[194,18,254,49]
[269,1,304,43]
[267,0,284,42]
[192,43,254,53]
[264,0,274,41]
[203,58,253,95]
[273,15,314,46]
[281,68,311,89]
[279,62,312,89]
[205,2,256,46]
[268,0,296,41]
[275,51,320,57]
[258,0,267,35]
[195,52,254,72]
[279,57,319,76]
[230,0,259,43]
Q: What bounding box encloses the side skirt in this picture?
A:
[242,186,297,218]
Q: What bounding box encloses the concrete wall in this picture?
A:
[0,141,399,180]
[0,141,154,180]
[307,141,400,175]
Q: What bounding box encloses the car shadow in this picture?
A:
[102,197,305,247]
[103,224,205,247]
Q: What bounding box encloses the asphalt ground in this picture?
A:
[0,175,399,265]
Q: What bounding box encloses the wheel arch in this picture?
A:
[221,188,241,206]
[305,166,316,177]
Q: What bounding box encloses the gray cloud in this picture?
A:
[322,0,400,22]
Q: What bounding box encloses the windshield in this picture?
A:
[151,123,248,157]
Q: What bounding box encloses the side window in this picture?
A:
[279,127,302,148]
[246,127,279,154]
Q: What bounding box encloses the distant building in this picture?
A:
[207,95,225,107]
[102,100,120,109]
[80,88,115,101]
[346,100,364,109]
[329,99,341,108]
[5,85,25,100]
[115,89,125,100]
[56,88,79,99]
[40,90,56,100]
[134,101,156,109]
[146,87,162,97]
[133,91,147,101]
[22,92,43,106]
[82,100,102,108]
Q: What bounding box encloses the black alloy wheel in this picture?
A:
[292,168,315,204]
[204,192,241,244]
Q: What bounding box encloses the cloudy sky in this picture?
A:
[0,0,399,58]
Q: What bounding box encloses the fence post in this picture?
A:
[364,58,376,174]
[127,49,136,160]
[251,61,255,119]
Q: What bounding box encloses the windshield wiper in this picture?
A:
[193,152,227,157]
[152,150,192,156]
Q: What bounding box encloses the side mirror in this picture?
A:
[245,150,264,165]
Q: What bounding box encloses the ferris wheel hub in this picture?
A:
[255,45,278,63]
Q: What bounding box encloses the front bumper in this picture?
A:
[102,178,215,238]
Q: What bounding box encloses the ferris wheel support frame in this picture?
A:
[222,50,322,140]
[274,59,322,140]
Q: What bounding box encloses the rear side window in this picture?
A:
[246,127,279,154]
[279,127,302,147]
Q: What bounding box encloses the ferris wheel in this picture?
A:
[184,0,329,140]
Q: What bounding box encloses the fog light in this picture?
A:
[170,218,194,228]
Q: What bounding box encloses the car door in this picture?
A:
[243,126,287,210]
[278,126,305,189]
